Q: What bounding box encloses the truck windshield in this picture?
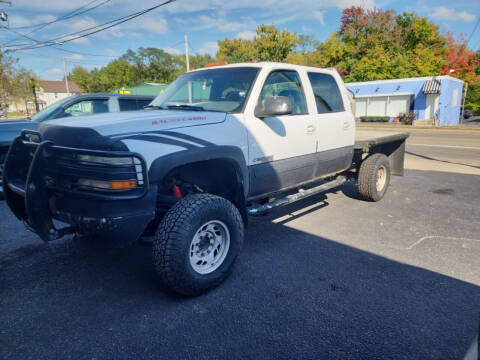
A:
[150,67,259,113]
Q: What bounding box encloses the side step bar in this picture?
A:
[247,176,347,216]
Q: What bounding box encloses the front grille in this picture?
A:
[4,130,148,200]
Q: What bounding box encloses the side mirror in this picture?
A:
[255,96,292,119]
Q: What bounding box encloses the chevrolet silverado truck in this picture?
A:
[0,93,155,198]
[3,63,408,296]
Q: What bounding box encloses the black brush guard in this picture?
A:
[3,130,155,242]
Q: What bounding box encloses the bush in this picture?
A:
[398,112,415,125]
[360,116,390,122]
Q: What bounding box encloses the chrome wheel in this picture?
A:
[376,165,387,192]
[189,220,230,275]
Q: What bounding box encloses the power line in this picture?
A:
[3,0,111,47]
[7,0,109,30]
[5,0,176,51]
[3,26,120,60]
[466,17,480,46]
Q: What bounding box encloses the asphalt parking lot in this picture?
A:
[1,130,479,359]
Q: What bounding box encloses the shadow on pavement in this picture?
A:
[1,192,478,360]
[406,150,480,169]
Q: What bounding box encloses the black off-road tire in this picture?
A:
[357,153,391,202]
[153,193,244,296]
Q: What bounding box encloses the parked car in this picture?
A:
[463,108,474,119]
[0,93,155,198]
[3,62,408,296]
[0,109,4,117]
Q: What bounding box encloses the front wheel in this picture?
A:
[153,193,244,296]
[357,153,391,201]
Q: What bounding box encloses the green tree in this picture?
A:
[254,24,299,62]
[90,59,135,92]
[0,52,16,111]
[216,38,257,63]
[121,47,182,84]
[69,66,91,92]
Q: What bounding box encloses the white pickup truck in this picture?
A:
[3,62,408,296]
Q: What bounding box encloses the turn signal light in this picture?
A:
[109,180,137,190]
[78,179,137,192]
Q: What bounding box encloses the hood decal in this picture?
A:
[119,134,200,150]
[112,130,215,147]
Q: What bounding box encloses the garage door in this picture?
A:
[355,98,367,117]
[387,95,410,117]
[368,96,388,116]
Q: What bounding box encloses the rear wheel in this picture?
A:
[357,153,391,201]
[153,193,244,296]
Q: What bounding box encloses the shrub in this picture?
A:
[398,112,415,125]
[360,116,390,122]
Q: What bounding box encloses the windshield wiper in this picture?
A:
[144,105,166,110]
[166,104,205,111]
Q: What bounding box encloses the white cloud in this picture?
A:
[431,7,476,22]
[313,10,326,25]
[302,25,312,33]
[62,35,90,45]
[69,17,99,32]
[199,41,219,55]
[105,49,119,56]
[195,14,256,32]
[140,17,168,34]
[45,68,63,75]
[66,54,85,61]
[163,47,181,55]
[236,31,256,40]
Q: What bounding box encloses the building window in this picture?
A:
[54,92,58,98]
[452,89,458,107]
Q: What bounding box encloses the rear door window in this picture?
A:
[119,98,152,111]
[307,73,344,113]
[62,98,109,117]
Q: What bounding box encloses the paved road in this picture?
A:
[1,165,479,359]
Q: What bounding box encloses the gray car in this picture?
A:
[0,93,155,197]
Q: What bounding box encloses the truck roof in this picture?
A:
[191,61,340,75]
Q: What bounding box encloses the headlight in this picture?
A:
[77,155,134,166]
[77,178,137,192]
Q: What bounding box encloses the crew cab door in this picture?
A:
[305,71,355,177]
[245,69,317,198]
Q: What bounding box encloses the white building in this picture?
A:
[37,80,81,108]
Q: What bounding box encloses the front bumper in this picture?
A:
[3,130,157,242]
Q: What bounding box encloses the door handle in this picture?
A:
[343,121,350,129]
[306,125,316,134]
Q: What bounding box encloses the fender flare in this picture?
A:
[148,145,249,197]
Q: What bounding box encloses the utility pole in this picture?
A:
[184,34,192,103]
[184,34,189,72]
[62,57,70,94]
[31,77,39,112]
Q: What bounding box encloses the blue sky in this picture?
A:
[1,0,479,80]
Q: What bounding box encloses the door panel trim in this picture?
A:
[248,145,353,199]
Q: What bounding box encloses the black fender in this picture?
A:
[148,145,249,198]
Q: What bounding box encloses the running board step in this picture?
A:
[247,176,347,216]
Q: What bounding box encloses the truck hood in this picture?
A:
[0,119,36,147]
[39,110,227,137]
